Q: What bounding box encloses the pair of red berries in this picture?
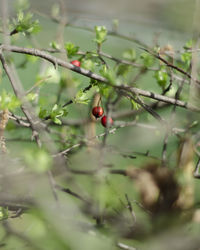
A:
[92,106,113,127]
[70,60,81,67]
[70,60,113,127]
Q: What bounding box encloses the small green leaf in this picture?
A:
[39,108,48,119]
[130,99,140,110]
[50,41,60,50]
[99,65,116,84]
[40,66,60,84]
[0,91,21,111]
[81,59,95,71]
[26,54,38,63]
[65,42,79,58]
[24,149,52,173]
[153,46,161,53]
[26,93,38,102]
[0,207,8,220]
[123,48,136,61]
[117,64,131,77]
[183,40,193,50]
[12,11,40,35]
[52,104,58,112]
[50,104,68,124]
[94,26,107,45]
[97,82,111,98]
[181,52,192,67]
[154,68,168,88]
[39,104,67,123]
[140,52,154,68]
[53,117,62,125]
[73,90,89,105]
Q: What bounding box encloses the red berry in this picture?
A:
[101,115,113,127]
[92,106,104,118]
[70,60,81,67]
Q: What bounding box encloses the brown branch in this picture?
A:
[125,194,136,225]
[45,48,190,84]
[0,44,106,81]
[1,44,199,112]
[194,157,200,178]
[49,13,148,48]
[0,51,44,146]
[55,121,186,157]
[141,47,200,85]
[55,184,90,203]
[118,85,200,112]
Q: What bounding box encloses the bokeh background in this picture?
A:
[0,1,200,250]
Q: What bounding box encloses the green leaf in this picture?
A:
[39,104,68,124]
[52,104,58,112]
[183,40,193,50]
[73,90,89,105]
[53,117,62,125]
[50,41,60,50]
[153,46,161,53]
[26,54,38,63]
[140,52,154,68]
[81,59,95,71]
[24,149,52,173]
[0,91,21,111]
[50,104,68,124]
[154,68,168,88]
[99,65,116,84]
[94,26,107,45]
[40,66,60,84]
[64,42,79,58]
[39,108,48,119]
[181,52,192,68]
[117,64,131,77]
[123,48,136,61]
[130,99,140,110]
[0,207,8,220]
[26,93,38,102]
[97,82,111,98]
[12,11,40,35]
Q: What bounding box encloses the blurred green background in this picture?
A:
[0,0,200,250]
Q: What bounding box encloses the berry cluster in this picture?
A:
[70,60,113,128]
[92,106,113,127]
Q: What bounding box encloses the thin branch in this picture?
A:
[120,85,200,112]
[62,83,93,107]
[125,194,136,225]
[45,48,190,85]
[1,44,199,112]
[0,44,106,81]
[68,168,127,176]
[54,121,186,157]
[55,184,89,203]
[117,242,137,250]
[49,13,148,48]
[194,157,200,178]
[141,47,200,86]
[0,51,44,146]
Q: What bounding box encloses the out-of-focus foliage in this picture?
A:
[0,1,200,250]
